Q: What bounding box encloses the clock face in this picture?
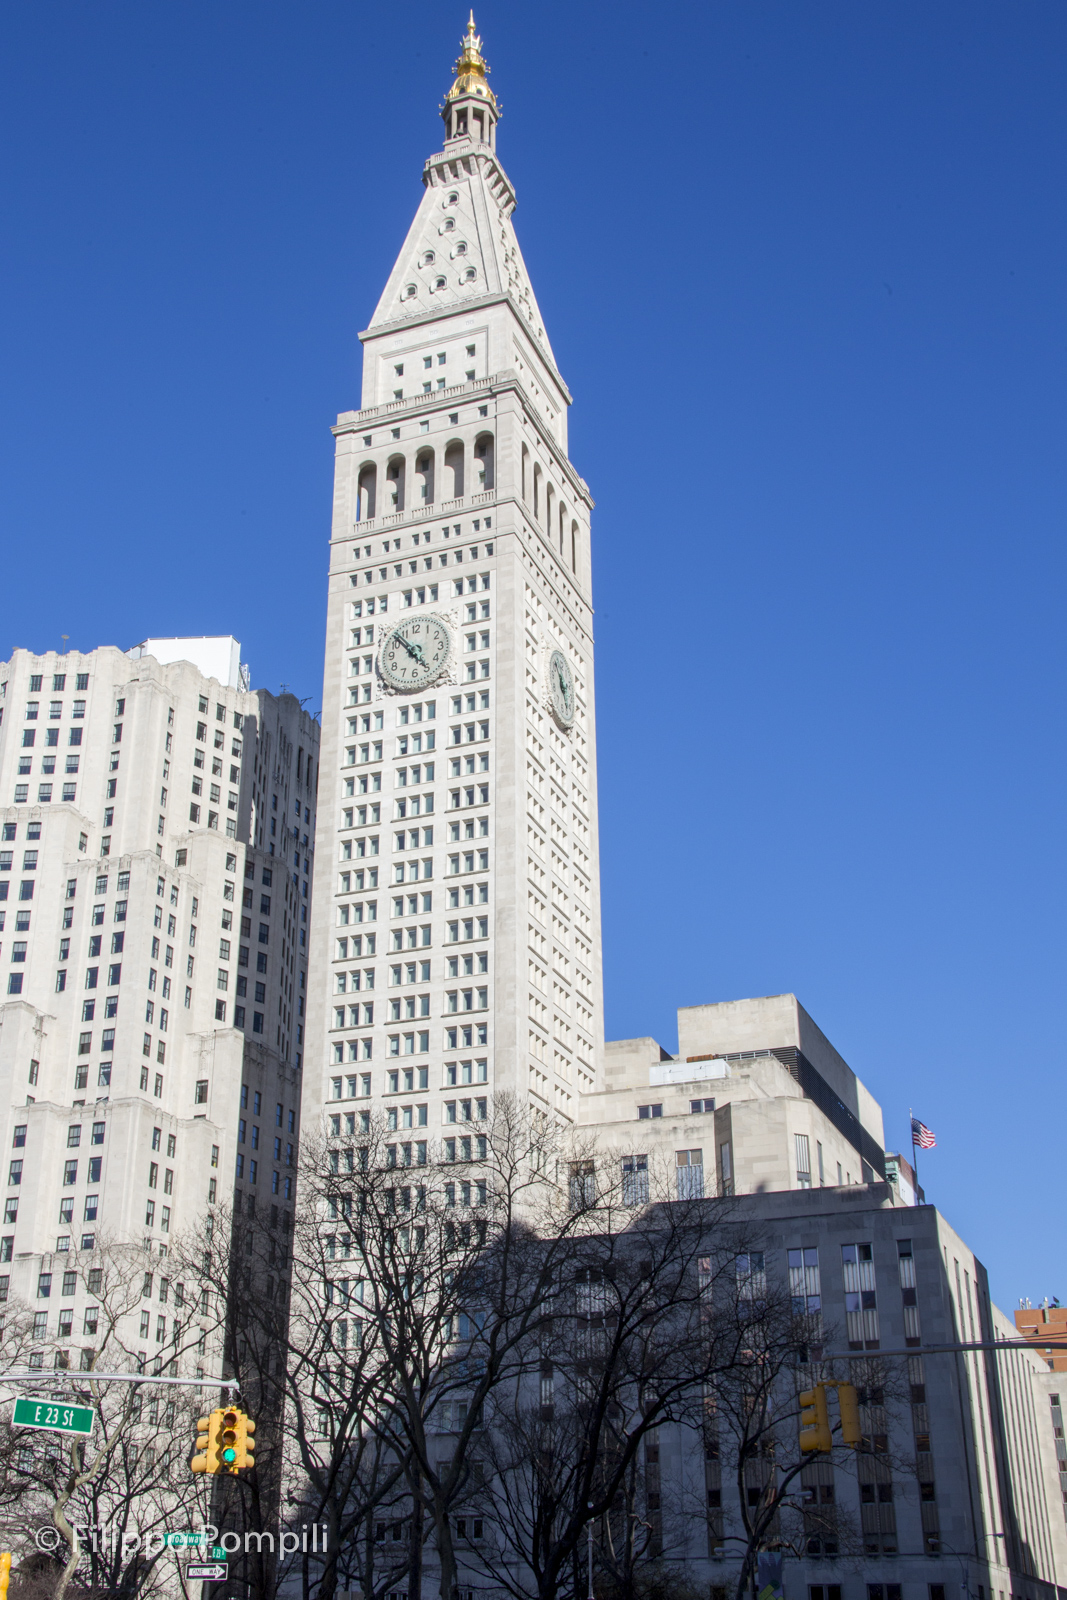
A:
[548,649,574,728]
[379,615,451,691]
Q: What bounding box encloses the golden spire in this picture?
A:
[446,12,497,109]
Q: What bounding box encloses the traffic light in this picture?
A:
[192,1409,223,1474]
[232,1410,256,1471]
[0,1550,12,1599]
[219,1408,240,1471]
[799,1384,832,1453]
[836,1382,862,1447]
[191,1405,255,1475]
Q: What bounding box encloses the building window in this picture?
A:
[898,1238,921,1346]
[788,1246,822,1321]
[621,1155,648,1207]
[569,1161,595,1211]
[676,1149,704,1200]
[842,1243,879,1349]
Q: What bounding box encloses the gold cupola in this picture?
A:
[442,13,498,147]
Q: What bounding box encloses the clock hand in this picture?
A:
[400,636,427,664]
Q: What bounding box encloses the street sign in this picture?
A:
[186,1563,227,1582]
[12,1399,95,1436]
[166,1536,228,1555]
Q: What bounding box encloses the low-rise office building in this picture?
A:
[576,994,1067,1600]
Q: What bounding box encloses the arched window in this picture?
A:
[558,501,567,557]
[546,484,556,543]
[446,192,458,205]
[434,276,446,291]
[444,440,464,500]
[415,450,435,506]
[386,456,406,513]
[402,285,417,301]
[454,242,467,257]
[474,433,495,493]
[532,464,543,522]
[443,218,456,233]
[357,463,377,523]
[463,267,477,283]
[571,520,579,574]
[421,250,435,266]
[521,445,529,503]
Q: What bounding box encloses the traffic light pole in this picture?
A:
[820,1340,1061,1358]
[0,1371,238,1388]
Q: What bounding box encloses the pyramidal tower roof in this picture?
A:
[365,15,558,372]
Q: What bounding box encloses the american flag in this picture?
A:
[911,1118,936,1149]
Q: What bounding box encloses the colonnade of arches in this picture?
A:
[521,444,580,574]
[355,433,494,521]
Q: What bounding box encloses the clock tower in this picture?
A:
[307,16,602,1140]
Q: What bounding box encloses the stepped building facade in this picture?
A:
[0,636,317,1370]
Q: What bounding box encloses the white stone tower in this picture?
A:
[307,15,602,1145]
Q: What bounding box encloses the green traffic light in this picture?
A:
[222,1448,236,1463]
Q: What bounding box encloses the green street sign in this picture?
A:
[165,1535,228,1555]
[12,1399,95,1437]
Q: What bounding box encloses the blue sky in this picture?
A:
[0,2,1063,1309]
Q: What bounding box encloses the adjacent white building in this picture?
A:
[587,993,1067,1600]
[0,637,318,1368]
[305,16,603,1146]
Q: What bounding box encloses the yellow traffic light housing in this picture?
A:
[799,1384,832,1453]
[191,1404,255,1475]
[220,1408,240,1471]
[233,1411,256,1471]
[192,1409,223,1475]
[0,1550,12,1599]
[836,1382,862,1447]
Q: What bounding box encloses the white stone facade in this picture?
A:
[585,994,889,1202]
[0,640,318,1366]
[306,49,603,1138]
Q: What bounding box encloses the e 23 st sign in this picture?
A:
[12,1399,95,1437]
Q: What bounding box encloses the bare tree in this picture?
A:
[0,1234,225,1600]
[192,1185,414,1600]
[265,1097,666,1600]
[308,1096,606,1600]
[695,1267,913,1600]
[278,1107,906,1600]
[464,1158,761,1600]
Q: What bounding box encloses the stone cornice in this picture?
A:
[359,292,573,408]
[422,141,516,216]
[332,369,593,510]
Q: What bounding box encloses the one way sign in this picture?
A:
[186,1562,227,1582]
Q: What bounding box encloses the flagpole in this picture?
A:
[910,1107,918,1206]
